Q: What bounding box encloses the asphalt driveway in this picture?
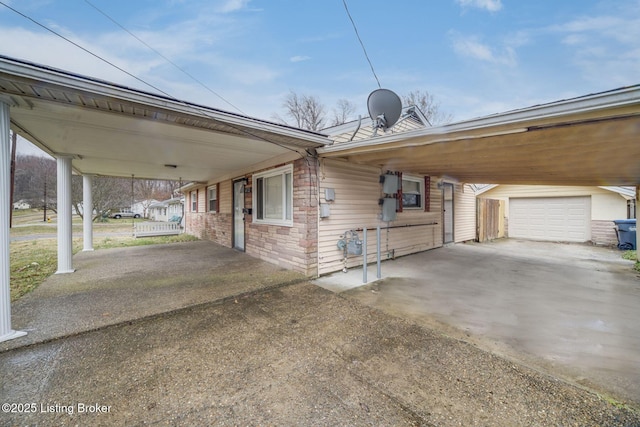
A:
[315,239,640,407]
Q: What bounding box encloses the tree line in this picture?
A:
[273,89,453,131]
[13,152,180,222]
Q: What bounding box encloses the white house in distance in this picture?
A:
[476,185,636,246]
[148,197,184,223]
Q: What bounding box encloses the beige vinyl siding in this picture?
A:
[454,184,476,242]
[198,187,207,213]
[219,180,232,214]
[318,159,442,276]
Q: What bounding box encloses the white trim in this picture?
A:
[252,164,294,227]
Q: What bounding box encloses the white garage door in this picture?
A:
[509,197,591,242]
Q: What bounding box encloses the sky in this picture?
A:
[1,0,639,154]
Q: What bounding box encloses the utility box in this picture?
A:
[320,203,331,218]
[381,174,399,194]
[382,198,397,222]
[324,188,335,201]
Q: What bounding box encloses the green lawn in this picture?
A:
[9,212,197,301]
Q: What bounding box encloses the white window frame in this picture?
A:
[401,176,423,210]
[252,164,294,226]
[190,190,197,212]
[208,185,217,213]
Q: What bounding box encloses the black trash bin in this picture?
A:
[613,219,636,250]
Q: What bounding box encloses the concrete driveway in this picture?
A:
[1,240,639,425]
[314,239,640,406]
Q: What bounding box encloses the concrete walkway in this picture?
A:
[2,241,304,351]
[314,239,640,407]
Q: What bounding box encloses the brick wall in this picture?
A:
[184,157,319,276]
[245,157,319,276]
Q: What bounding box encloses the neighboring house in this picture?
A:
[476,185,636,246]
[132,199,158,219]
[12,200,30,210]
[183,106,476,276]
[149,197,184,223]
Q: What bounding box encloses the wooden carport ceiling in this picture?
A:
[319,87,640,186]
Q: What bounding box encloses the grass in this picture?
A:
[622,250,640,272]
[10,233,198,302]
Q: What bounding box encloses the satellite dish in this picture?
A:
[367,89,402,133]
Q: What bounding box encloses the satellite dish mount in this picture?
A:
[367,89,402,136]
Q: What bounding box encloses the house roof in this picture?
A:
[0,55,329,183]
[322,105,430,144]
[319,86,640,186]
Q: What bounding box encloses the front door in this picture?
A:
[443,183,454,244]
[233,180,245,251]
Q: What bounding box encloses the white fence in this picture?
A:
[134,221,182,238]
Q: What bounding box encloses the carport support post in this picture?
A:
[56,156,74,274]
[82,174,94,252]
[637,186,639,262]
[0,101,26,343]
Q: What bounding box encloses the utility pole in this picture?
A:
[9,131,16,228]
[43,180,47,222]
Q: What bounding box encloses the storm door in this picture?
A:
[233,180,245,251]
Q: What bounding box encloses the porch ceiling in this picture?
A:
[0,56,328,183]
[319,87,640,186]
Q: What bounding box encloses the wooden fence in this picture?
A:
[477,198,505,242]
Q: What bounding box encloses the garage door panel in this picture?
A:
[509,197,591,242]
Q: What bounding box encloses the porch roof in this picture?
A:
[319,86,640,186]
[0,55,329,184]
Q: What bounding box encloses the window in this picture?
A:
[402,177,423,209]
[190,190,197,212]
[253,165,293,226]
[208,185,218,212]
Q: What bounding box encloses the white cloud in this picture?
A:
[217,0,251,13]
[455,0,502,12]
[290,55,311,63]
[548,8,640,87]
[451,33,516,67]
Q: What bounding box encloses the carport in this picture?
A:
[0,55,328,342]
[1,54,639,343]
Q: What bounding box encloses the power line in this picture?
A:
[0,1,305,156]
[342,0,381,89]
[83,0,247,116]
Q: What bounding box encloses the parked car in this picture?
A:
[109,209,141,219]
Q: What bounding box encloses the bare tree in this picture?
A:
[71,176,132,221]
[276,91,327,131]
[134,179,178,218]
[330,98,356,126]
[14,154,56,215]
[402,90,453,125]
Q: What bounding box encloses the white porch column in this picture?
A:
[83,174,94,252]
[0,101,26,342]
[56,156,74,274]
